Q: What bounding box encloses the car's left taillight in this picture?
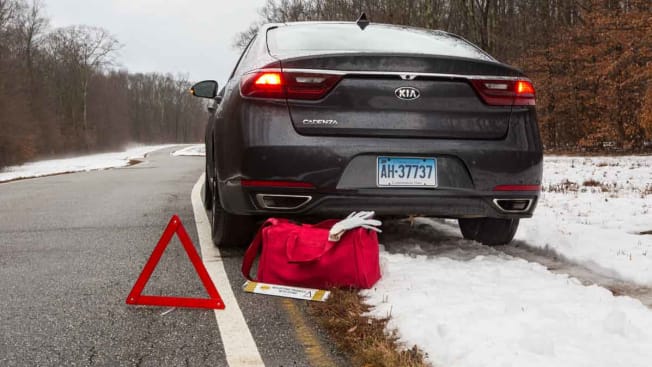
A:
[240,70,342,100]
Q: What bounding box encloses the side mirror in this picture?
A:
[190,80,218,99]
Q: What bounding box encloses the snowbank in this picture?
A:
[0,144,174,182]
[517,155,652,285]
[364,155,652,366]
[364,247,652,367]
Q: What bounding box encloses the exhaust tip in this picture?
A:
[493,198,533,213]
[256,194,312,210]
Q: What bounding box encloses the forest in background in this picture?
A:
[0,0,206,169]
[237,0,652,152]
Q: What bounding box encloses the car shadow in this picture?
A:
[379,217,508,261]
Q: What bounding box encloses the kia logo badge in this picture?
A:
[395,87,420,100]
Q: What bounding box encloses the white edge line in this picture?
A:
[191,173,265,367]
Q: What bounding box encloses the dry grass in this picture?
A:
[546,179,580,193]
[582,179,602,187]
[643,184,652,196]
[547,179,630,194]
[309,288,429,367]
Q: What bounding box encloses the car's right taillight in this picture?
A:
[240,70,342,100]
[470,79,536,106]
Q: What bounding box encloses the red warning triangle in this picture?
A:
[126,214,225,310]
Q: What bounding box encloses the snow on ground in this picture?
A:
[0,144,174,182]
[363,155,652,366]
[517,155,652,285]
[364,239,652,367]
[171,144,205,157]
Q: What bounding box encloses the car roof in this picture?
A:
[264,21,451,36]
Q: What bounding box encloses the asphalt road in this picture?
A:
[0,147,345,367]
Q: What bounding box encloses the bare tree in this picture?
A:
[47,25,121,147]
[0,0,19,32]
[233,23,260,50]
[16,0,48,73]
[0,3,206,169]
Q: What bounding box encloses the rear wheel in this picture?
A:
[458,217,519,246]
[203,169,213,210]
[210,178,255,247]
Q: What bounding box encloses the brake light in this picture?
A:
[240,70,342,100]
[255,72,282,85]
[240,72,285,99]
[516,80,535,94]
[470,79,536,106]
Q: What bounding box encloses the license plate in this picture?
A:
[376,157,437,187]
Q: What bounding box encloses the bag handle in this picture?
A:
[241,218,280,281]
[241,218,339,278]
[285,230,336,263]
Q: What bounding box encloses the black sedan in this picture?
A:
[191,21,543,247]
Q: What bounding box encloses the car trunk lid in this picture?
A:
[279,54,522,139]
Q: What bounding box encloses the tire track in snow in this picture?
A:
[381,218,652,308]
[495,242,652,308]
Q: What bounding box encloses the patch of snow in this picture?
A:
[171,144,205,157]
[542,155,651,194]
[517,155,652,285]
[364,155,652,366]
[0,144,174,182]
[364,248,652,367]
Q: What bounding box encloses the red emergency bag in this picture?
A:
[241,218,381,289]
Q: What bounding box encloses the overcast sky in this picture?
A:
[45,0,265,86]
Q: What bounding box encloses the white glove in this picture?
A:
[328,211,382,242]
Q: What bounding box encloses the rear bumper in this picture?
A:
[213,100,543,219]
[220,184,539,219]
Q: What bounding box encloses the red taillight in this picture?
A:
[285,72,342,100]
[470,79,536,106]
[493,184,541,191]
[255,72,282,85]
[241,72,285,99]
[516,80,535,94]
[241,179,315,189]
[240,70,342,100]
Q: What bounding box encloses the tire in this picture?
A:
[203,169,213,210]
[210,178,255,247]
[458,217,520,246]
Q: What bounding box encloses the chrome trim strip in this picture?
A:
[255,194,312,210]
[492,198,534,213]
[278,68,529,82]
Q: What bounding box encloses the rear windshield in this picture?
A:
[267,23,494,61]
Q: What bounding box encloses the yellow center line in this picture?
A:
[281,298,338,367]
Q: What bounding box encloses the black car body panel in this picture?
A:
[204,22,543,220]
[277,54,523,76]
[287,74,511,139]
